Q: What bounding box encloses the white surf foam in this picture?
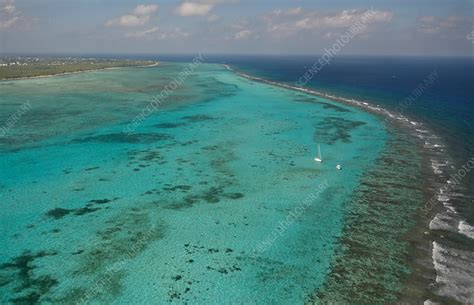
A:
[458,221,474,240]
[429,213,458,232]
[432,241,474,304]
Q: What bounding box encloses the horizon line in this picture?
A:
[1,52,473,59]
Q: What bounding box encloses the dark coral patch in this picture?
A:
[319,102,352,113]
[84,166,100,171]
[202,145,219,151]
[182,114,216,122]
[166,197,196,210]
[155,122,186,129]
[165,186,243,210]
[55,214,166,304]
[127,149,164,164]
[223,193,244,200]
[163,185,191,192]
[180,140,198,146]
[74,206,101,216]
[89,198,117,204]
[314,117,365,144]
[46,208,73,219]
[0,251,58,304]
[296,98,352,113]
[45,198,112,219]
[74,133,173,144]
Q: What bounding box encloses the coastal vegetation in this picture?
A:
[0,57,156,79]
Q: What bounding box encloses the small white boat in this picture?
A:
[314,144,322,163]
[336,164,342,170]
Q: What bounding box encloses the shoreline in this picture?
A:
[0,61,159,81]
[222,64,455,303]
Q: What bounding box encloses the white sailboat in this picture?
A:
[314,144,322,163]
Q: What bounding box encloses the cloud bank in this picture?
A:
[0,0,20,30]
[106,4,158,27]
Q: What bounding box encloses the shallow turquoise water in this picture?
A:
[0,64,386,304]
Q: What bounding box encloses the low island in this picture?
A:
[0,57,157,80]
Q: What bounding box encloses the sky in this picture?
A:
[0,0,473,56]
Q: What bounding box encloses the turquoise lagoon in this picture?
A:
[0,63,387,304]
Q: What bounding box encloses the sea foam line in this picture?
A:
[431,241,474,304]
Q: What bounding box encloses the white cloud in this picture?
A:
[106,4,158,27]
[2,4,14,14]
[160,27,190,39]
[0,0,20,30]
[234,29,251,39]
[287,7,303,16]
[262,8,393,37]
[174,0,235,17]
[125,26,189,40]
[175,2,213,16]
[0,15,18,29]
[126,26,159,38]
[208,14,219,22]
[132,4,159,16]
[419,16,435,24]
[111,14,150,27]
[293,9,393,30]
[265,7,302,19]
[417,15,470,37]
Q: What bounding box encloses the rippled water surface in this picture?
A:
[0,64,389,304]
